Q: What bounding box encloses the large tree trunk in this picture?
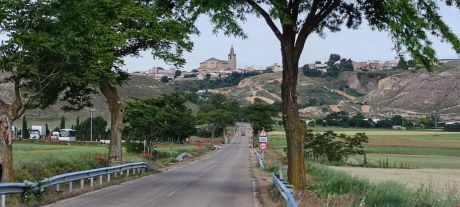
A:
[100,81,123,166]
[280,40,307,188]
[0,115,13,182]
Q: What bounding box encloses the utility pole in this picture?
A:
[401,115,404,131]
[89,108,95,142]
[432,111,438,129]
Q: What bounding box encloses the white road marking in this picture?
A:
[167,191,176,197]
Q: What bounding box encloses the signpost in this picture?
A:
[258,130,268,158]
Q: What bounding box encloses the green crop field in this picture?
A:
[12,142,196,167]
[267,127,460,169]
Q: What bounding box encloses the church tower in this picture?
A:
[228,45,236,70]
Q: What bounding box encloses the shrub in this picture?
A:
[14,154,107,182]
[125,141,144,153]
[304,130,368,162]
[444,123,460,131]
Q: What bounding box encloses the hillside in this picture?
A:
[214,72,348,117]
[19,74,171,128]
[9,62,460,127]
[214,62,460,120]
[359,62,460,120]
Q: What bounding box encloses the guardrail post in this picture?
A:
[107,173,111,182]
[69,181,73,193]
[99,175,103,185]
[80,179,84,190]
[56,184,60,192]
[90,177,94,188]
[1,194,5,207]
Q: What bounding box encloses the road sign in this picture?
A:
[258,130,268,151]
[260,130,267,137]
[259,136,267,142]
[259,142,267,150]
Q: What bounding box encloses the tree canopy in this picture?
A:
[75,117,109,141]
[186,0,460,188]
[124,93,195,145]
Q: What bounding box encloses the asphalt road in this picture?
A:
[46,123,255,207]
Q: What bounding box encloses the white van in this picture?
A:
[58,129,76,142]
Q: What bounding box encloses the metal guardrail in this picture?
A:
[0,162,148,207]
[0,182,34,195]
[255,151,264,168]
[176,152,188,161]
[273,171,297,207]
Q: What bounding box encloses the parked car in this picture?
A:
[241,131,245,136]
[29,129,40,140]
[50,131,59,141]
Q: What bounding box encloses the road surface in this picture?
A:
[46,123,254,207]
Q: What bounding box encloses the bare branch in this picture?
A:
[294,0,341,59]
[245,0,283,41]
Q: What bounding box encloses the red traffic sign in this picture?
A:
[260,130,267,137]
[259,142,268,150]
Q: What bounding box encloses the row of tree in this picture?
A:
[0,0,197,181]
[316,111,439,129]
[124,93,195,155]
[1,0,458,188]
[123,93,279,154]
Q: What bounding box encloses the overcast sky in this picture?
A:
[1,5,458,72]
[124,5,460,72]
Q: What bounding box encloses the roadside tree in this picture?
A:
[124,93,195,154]
[190,0,460,187]
[241,101,278,146]
[0,1,95,181]
[75,117,109,141]
[59,116,66,129]
[40,0,196,165]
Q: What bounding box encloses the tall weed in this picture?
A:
[307,164,460,207]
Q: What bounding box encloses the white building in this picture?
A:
[149,67,175,79]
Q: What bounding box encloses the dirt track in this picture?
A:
[331,166,460,195]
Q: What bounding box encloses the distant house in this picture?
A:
[383,60,399,70]
[314,63,328,73]
[149,67,175,79]
[368,61,382,70]
[353,62,368,70]
[131,71,148,76]
[439,58,460,64]
[239,67,256,73]
[266,63,282,72]
[353,61,382,70]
